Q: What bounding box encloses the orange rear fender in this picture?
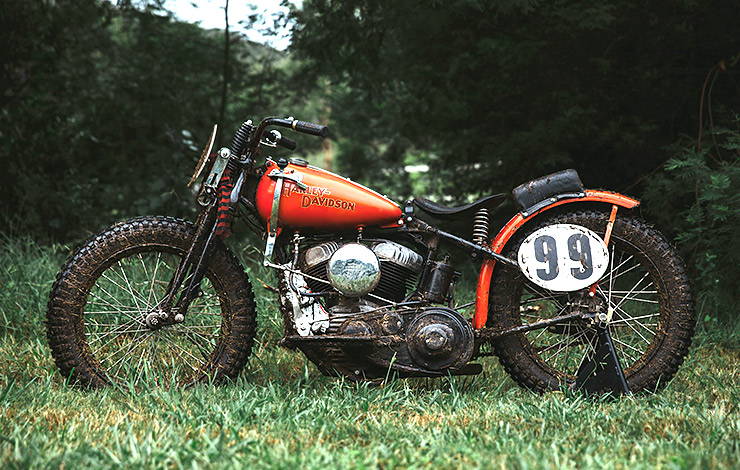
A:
[472,190,640,329]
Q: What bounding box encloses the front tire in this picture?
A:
[47,216,257,388]
[489,209,695,393]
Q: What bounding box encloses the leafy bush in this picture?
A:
[644,119,740,321]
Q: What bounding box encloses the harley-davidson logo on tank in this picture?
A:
[283,184,356,211]
[255,161,402,230]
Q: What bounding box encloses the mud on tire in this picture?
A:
[489,209,695,393]
[46,216,257,388]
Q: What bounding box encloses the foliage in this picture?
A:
[0,240,738,468]
[290,0,738,202]
[0,0,319,241]
[643,119,740,320]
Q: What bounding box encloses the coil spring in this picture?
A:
[472,208,490,245]
[229,121,255,157]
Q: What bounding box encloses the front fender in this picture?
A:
[473,190,640,329]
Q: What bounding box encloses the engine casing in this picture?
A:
[301,240,423,302]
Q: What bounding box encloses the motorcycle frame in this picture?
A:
[168,117,641,341]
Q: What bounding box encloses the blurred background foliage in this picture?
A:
[0,0,737,319]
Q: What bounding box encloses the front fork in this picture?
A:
[153,200,219,327]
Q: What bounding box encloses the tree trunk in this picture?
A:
[218,0,230,128]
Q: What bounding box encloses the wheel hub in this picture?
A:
[145,310,169,329]
[546,292,607,334]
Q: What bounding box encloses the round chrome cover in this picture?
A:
[327,243,381,297]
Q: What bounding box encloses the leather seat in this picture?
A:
[412,194,506,220]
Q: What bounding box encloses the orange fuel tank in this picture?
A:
[255,160,403,231]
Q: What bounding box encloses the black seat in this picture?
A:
[412,194,506,220]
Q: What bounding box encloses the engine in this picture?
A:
[284,239,476,380]
[300,240,424,303]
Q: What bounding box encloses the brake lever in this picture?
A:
[261,130,297,151]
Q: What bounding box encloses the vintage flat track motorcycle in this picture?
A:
[47,117,695,394]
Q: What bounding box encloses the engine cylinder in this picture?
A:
[301,240,423,302]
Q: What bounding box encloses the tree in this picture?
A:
[290,0,739,202]
[0,0,305,240]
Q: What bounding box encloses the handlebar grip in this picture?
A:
[278,135,297,151]
[293,120,329,138]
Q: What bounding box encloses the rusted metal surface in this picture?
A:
[281,306,477,380]
[475,311,594,341]
[603,204,619,246]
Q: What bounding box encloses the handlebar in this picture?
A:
[242,116,331,159]
[291,120,329,138]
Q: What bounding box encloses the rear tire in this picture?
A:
[46,216,257,388]
[489,209,695,393]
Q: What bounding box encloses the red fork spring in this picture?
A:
[215,168,234,239]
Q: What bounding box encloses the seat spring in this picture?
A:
[472,208,490,245]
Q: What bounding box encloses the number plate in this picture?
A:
[517,224,609,292]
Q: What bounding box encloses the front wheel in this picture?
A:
[489,209,695,393]
[47,216,257,388]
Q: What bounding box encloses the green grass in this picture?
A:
[0,237,738,469]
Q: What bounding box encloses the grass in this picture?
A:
[0,237,738,469]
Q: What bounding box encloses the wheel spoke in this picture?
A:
[148,252,164,307]
[576,332,598,372]
[87,320,142,345]
[607,243,615,310]
[158,333,207,369]
[523,283,566,309]
[539,329,587,355]
[88,290,142,320]
[79,245,227,387]
[606,260,642,286]
[107,332,150,379]
[98,273,150,314]
[608,290,658,294]
[611,337,644,356]
[87,327,149,341]
[611,305,658,336]
[116,262,147,311]
[613,274,652,312]
[521,294,564,305]
[609,312,659,324]
[84,310,142,315]
[179,331,214,361]
[599,254,633,283]
[611,309,652,344]
[597,285,659,336]
[609,295,658,304]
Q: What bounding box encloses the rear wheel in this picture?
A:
[47,216,257,388]
[489,209,695,393]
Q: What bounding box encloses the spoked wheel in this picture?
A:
[47,216,256,388]
[489,210,695,393]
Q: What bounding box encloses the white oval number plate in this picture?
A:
[517,224,609,292]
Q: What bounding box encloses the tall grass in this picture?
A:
[0,237,737,469]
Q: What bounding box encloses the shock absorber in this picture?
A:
[472,208,490,245]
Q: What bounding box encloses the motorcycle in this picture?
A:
[47,116,695,394]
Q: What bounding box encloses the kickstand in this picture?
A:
[575,325,630,395]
